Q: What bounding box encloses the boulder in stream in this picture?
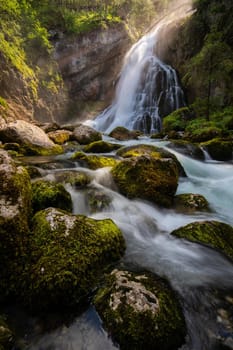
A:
[0,120,63,155]
[47,129,72,145]
[72,124,102,145]
[71,151,118,170]
[27,208,125,309]
[200,138,233,161]
[94,269,186,350]
[83,140,121,153]
[171,221,233,260]
[109,126,141,141]
[174,193,209,213]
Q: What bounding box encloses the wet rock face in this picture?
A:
[94,269,186,350]
[54,24,131,107]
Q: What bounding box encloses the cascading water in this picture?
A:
[92,4,192,134]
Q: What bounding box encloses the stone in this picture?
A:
[26,208,125,309]
[109,126,141,141]
[71,152,118,170]
[200,138,233,161]
[94,269,186,350]
[0,120,62,155]
[47,129,72,145]
[72,124,102,145]
[83,140,121,153]
[174,193,209,213]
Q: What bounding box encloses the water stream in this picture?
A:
[18,137,233,350]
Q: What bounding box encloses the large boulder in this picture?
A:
[112,147,180,207]
[27,208,125,309]
[0,150,31,294]
[0,120,62,155]
[109,126,141,141]
[94,269,186,350]
[171,221,233,260]
[72,124,102,145]
[31,180,73,214]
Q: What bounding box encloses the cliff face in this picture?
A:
[53,23,131,122]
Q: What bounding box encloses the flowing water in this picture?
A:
[90,3,194,134]
[16,136,233,350]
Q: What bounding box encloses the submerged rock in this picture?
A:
[112,151,179,207]
[54,170,91,189]
[27,208,125,309]
[71,151,118,170]
[32,180,72,214]
[94,269,186,350]
[109,126,141,141]
[87,188,111,213]
[72,124,102,145]
[0,120,63,155]
[83,140,121,153]
[171,221,233,260]
[0,150,31,295]
[174,193,209,213]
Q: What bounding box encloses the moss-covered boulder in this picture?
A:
[27,208,125,309]
[109,126,141,141]
[47,129,72,145]
[72,124,102,145]
[184,126,223,143]
[174,193,209,213]
[87,188,111,213]
[116,144,186,176]
[71,151,118,170]
[163,107,194,132]
[166,140,204,160]
[54,170,91,189]
[112,154,179,207]
[200,138,233,161]
[171,221,233,260]
[94,269,186,350]
[0,150,31,294]
[83,140,121,153]
[0,316,14,350]
[25,165,42,179]
[0,120,63,155]
[32,180,72,214]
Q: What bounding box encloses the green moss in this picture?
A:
[0,96,8,109]
[163,107,194,132]
[94,270,186,350]
[55,171,91,189]
[171,221,233,260]
[32,180,72,214]
[25,208,125,309]
[111,155,179,207]
[71,151,118,170]
[200,138,233,161]
[83,141,121,153]
[20,143,63,156]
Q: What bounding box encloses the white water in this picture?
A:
[89,3,194,134]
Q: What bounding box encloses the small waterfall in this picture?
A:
[93,4,193,134]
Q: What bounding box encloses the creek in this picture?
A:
[12,136,233,350]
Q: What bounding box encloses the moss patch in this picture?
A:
[174,193,209,213]
[71,151,118,170]
[200,138,233,161]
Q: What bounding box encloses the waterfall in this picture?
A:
[92,3,194,135]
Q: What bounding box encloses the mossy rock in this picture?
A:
[162,107,194,132]
[25,165,42,179]
[184,127,223,143]
[83,140,121,153]
[200,138,233,161]
[32,180,72,214]
[20,143,63,156]
[109,126,141,141]
[71,151,118,170]
[111,155,179,207]
[26,208,125,309]
[166,140,204,160]
[0,316,14,350]
[94,269,186,350]
[72,124,102,145]
[171,221,233,260]
[0,150,32,296]
[116,144,186,176]
[47,130,72,145]
[174,193,209,213]
[55,170,91,189]
[87,188,111,213]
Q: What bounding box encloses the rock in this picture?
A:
[37,122,60,133]
[71,152,118,170]
[0,316,14,350]
[116,144,186,176]
[200,138,233,161]
[184,127,223,143]
[109,126,141,141]
[111,154,179,207]
[47,129,72,145]
[27,208,125,309]
[174,193,209,213]
[0,120,63,155]
[87,188,111,213]
[54,170,91,189]
[83,140,121,153]
[171,221,233,260]
[0,150,31,295]
[72,124,102,145]
[25,165,42,179]
[32,180,72,214]
[94,269,186,350]
[166,140,204,160]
